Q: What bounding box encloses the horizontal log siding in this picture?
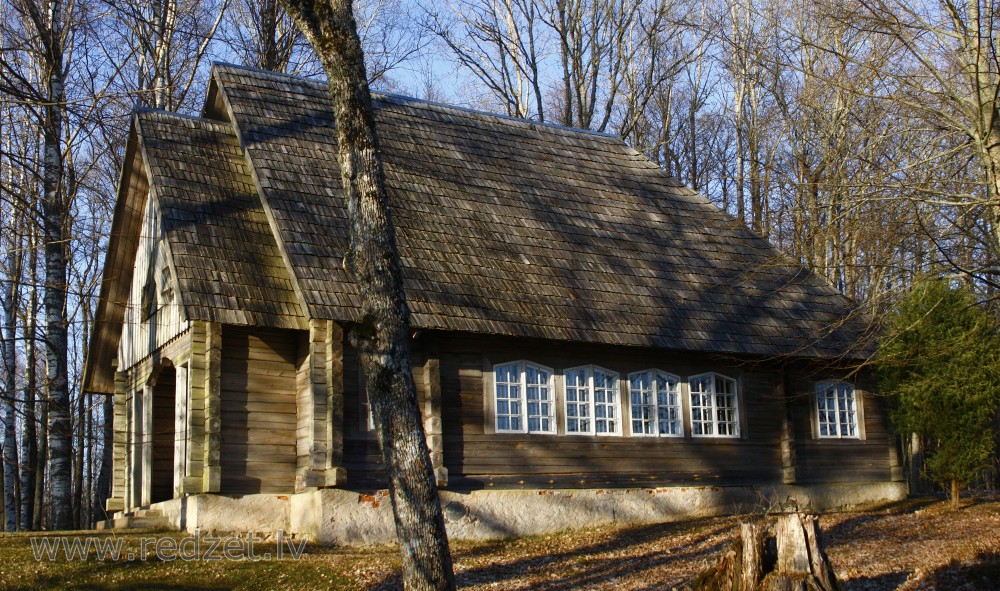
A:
[342,342,429,486]
[219,326,299,494]
[789,375,893,484]
[343,333,800,489]
[447,337,784,488]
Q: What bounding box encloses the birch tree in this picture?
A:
[1,201,23,531]
[278,0,455,588]
[99,0,228,111]
[0,0,76,530]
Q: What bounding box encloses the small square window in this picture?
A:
[815,381,858,438]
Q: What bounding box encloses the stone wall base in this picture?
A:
[141,482,907,545]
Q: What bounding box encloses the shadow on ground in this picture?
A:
[364,517,738,590]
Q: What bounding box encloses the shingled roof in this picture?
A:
[203,63,871,359]
[137,110,305,328]
[86,63,874,393]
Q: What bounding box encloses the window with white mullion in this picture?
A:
[690,373,740,438]
[816,381,858,438]
[564,367,593,434]
[714,377,739,436]
[494,361,554,434]
[494,362,524,433]
[689,374,715,436]
[593,368,619,434]
[565,365,620,436]
[525,363,555,433]
[629,370,681,437]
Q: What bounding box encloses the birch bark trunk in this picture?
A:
[2,216,22,531]
[32,0,72,531]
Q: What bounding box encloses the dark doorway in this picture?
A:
[151,366,176,503]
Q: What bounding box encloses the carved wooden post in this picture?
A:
[106,369,128,513]
[203,322,222,492]
[182,324,206,494]
[326,321,347,485]
[140,383,153,505]
[185,320,221,494]
[298,319,347,489]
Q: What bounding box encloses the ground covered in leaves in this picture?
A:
[0,497,997,590]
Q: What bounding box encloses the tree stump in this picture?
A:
[683,514,838,591]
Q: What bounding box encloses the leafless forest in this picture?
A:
[1,0,998,531]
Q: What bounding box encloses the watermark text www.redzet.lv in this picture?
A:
[30,530,307,562]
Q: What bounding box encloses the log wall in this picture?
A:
[340,332,895,489]
[787,372,894,484]
[219,326,299,494]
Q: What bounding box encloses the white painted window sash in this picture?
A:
[494,360,555,434]
[690,372,740,438]
[816,381,858,439]
[629,370,682,437]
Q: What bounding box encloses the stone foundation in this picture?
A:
[137,482,907,544]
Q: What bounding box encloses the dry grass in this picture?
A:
[0,497,997,590]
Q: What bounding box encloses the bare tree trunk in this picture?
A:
[278,1,455,588]
[21,224,38,530]
[34,387,47,530]
[951,479,961,511]
[27,0,73,530]
[20,371,35,530]
[2,228,21,531]
[24,227,40,530]
[0,443,3,528]
[85,393,93,527]
[2,209,21,530]
[73,386,83,527]
[93,392,112,523]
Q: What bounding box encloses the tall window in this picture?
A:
[565,365,620,435]
[494,361,555,433]
[689,373,739,437]
[629,370,682,436]
[816,381,858,438]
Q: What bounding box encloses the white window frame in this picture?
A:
[689,372,740,438]
[815,381,859,439]
[564,365,621,436]
[493,360,556,434]
[628,369,683,437]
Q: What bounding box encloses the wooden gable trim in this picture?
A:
[84,120,150,394]
[132,127,189,330]
[423,340,447,487]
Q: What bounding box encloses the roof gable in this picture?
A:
[136,110,305,329]
[83,109,307,392]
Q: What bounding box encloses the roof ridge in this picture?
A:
[209,61,619,140]
[135,107,238,134]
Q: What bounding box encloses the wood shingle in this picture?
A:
[197,64,870,360]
